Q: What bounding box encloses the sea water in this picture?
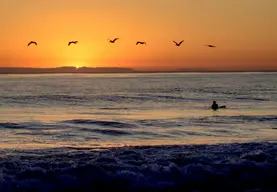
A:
[1,73,277,191]
[1,72,277,149]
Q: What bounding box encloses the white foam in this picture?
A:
[1,142,277,191]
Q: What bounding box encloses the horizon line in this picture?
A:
[0,66,277,74]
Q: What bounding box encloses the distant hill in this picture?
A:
[0,67,276,74]
[0,67,137,74]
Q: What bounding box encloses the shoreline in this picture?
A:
[1,141,277,191]
[1,140,276,151]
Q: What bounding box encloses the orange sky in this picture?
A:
[0,0,276,71]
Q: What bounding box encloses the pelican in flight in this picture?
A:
[173,40,184,46]
[136,41,147,45]
[68,41,78,46]
[27,41,37,46]
[108,38,119,43]
[205,44,216,48]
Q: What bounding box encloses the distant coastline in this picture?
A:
[0,67,276,74]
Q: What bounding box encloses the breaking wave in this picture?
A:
[1,142,277,191]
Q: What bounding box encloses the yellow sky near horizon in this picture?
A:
[0,0,276,70]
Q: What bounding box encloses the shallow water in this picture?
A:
[1,72,277,149]
[1,142,277,191]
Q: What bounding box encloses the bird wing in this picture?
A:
[205,45,216,47]
[28,41,36,46]
[179,40,184,45]
[136,42,139,45]
[114,38,119,41]
[68,42,71,46]
[173,41,177,44]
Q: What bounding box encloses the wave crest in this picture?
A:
[1,142,277,191]
[63,119,136,128]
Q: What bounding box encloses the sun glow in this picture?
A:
[0,1,276,70]
[66,61,88,69]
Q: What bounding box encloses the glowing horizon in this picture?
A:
[0,0,276,71]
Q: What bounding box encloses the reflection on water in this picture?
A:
[1,73,277,149]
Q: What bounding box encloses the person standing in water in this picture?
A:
[211,101,226,110]
[211,101,219,110]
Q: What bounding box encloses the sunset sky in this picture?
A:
[0,0,276,71]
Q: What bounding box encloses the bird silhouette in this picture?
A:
[173,40,184,46]
[68,41,78,46]
[27,41,37,46]
[136,41,147,45]
[108,38,119,43]
[205,44,216,48]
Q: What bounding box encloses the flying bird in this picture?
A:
[205,44,216,48]
[173,40,184,46]
[27,41,37,46]
[68,41,78,46]
[136,41,147,45]
[108,38,119,43]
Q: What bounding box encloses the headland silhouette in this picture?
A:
[0,67,276,74]
[0,67,136,74]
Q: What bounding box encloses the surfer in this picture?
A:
[211,101,226,110]
[211,101,219,110]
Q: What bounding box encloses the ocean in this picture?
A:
[1,73,277,191]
